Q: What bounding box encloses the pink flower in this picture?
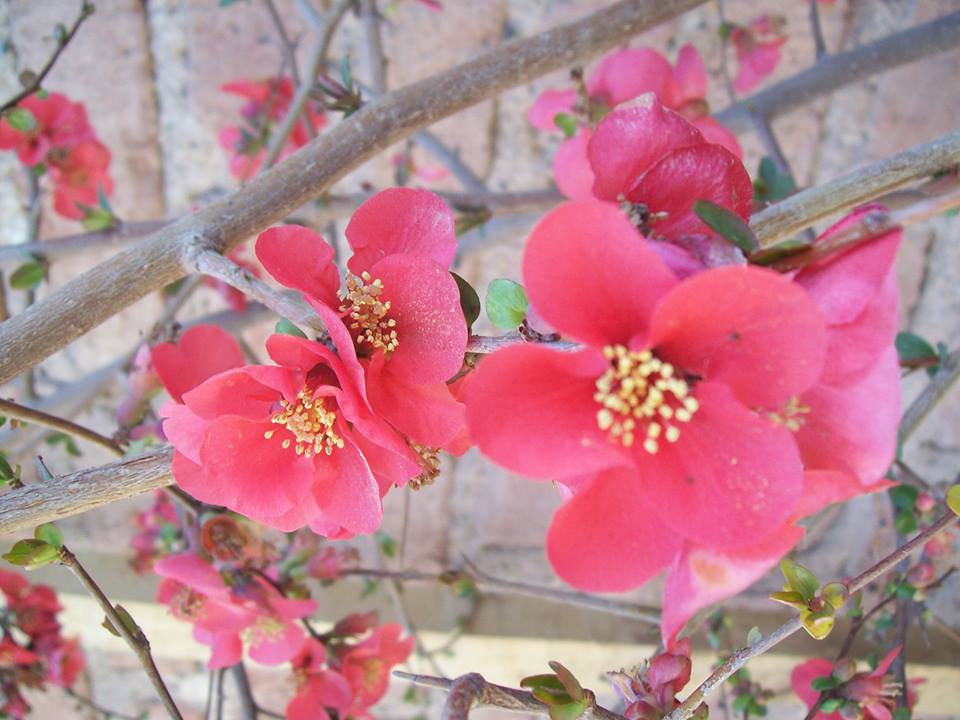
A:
[47,139,113,220]
[466,199,826,593]
[337,623,413,715]
[155,553,315,668]
[255,189,468,455]
[219,76,326,180]
[609,638,697,720]
[792,646,919,720]
[527,46,741,198]
[0,92,93,166]
[117,344,163,431]
[286,639,354,720]
[729,15,788,94]
[151,324,247,404]
[161,330,417,534]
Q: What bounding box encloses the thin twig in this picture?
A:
[262,0,302,86]
[264,0,355,167]
[808,0,827,60]
[665,512,959,720]
[359,0,387,95]
[63,686,144,720]
[0,397,125,455]
[0,2,96,113]
[228,663,259,720]
[59,546,183,719]
[899,348,960,442]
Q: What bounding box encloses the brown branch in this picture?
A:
[769,174,960,271]
[0,220,170,265]
[714,10,960,132]
[0,2,96,113]
[751,130,960,245]
[0,397,125,455]
[396,671,626,720]
[665,512,959,720]
[0,0,705,387]
[0,447,173,536]
[188,248,327,337]
[58,545,183,719]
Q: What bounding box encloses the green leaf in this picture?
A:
[34,523,63,549]
[548,698,590,720]
[485,278,529,329]
[819,698,845,713]
[5,107,36,132]
[548,661,584,702]
[895,332,938,366]
[102,604,140,638]
[3,539,58,569]
[80,205,118,232]
[746,626,762,646]
[892,708,911,720]
[769,590,806,608]
[553,112,578,139]
[810,676,838,691]
[894,509,917,535]
[521,674,566,693]
[801,607,835,640]
[46,431,81,457]
[888,485,918,510]
[749,239,812,266]
[895,581,917,600]
[375,531,396,558]
[733,694,752,714]
[693,200,758,253]
[452,272,481,331]
[821,582,848,610]
[9,260,45,290]
[780,558,820,602]
[274,319,307,338]
[340,54,353,91]
[0,453,14,482]
[947,484,960,517]
[754,157,796,203]
[748,698,767,717]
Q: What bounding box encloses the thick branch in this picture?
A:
[715,10,960,131]
[0,0,704,387]
[751,130,960,245]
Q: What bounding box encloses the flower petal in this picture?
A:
[546,466,682,591]
[151,325,246,402]
[553,130,596,201]
[465,345,628,479]
[346,188,456,273]
[651,265,826,409]
[661,523,804,646]
[248,622,306,665]
[370,254,467,384]
[668,45,707,106]
[587,95,703,202]
[628,143,753,241]
[181,366,302,420]
[790,659,836,710]
[523,200,677,347]
[255,225,340,309]
[639,382,803,548]
[160,403,209,463]
[528,89,577,131]
[311,436,383,535]
[586,48,673,108]
[795,348,900,485]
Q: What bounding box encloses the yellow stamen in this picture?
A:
[339,271,400,356]
[269,389,345,457]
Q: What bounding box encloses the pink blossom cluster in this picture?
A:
[0,92,113,219]
[0,571,85,718]
[219,76,327,179]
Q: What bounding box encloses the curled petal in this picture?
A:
[587,96,703,202]
[553,130,596,201]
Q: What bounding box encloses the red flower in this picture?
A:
[792,646,920,720]
[47,139,114,220]
[466,200,825,593]
[155,553,315,668]
[0,92,93,166]
[219,76,326,180]
[287,639,354,720]
[161,331,417,534]
[255,189,468,455]
[337,623,413,715]
[729,15,788,94]
[45,637,85,688]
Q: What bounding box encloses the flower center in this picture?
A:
[264,389,344,458]
[594,345,698,454]
[409,443,441,490]
[767,396,810,432]
[241,616,285,646]
[339,271,399,356]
